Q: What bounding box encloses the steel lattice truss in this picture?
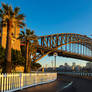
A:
[21,33,92,62]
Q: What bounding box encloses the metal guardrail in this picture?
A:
[0,73,57,92]
[58,72,92,77]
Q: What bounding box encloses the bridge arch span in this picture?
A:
[32,33,92,62]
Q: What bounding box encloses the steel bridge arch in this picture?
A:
[31,33,92,62]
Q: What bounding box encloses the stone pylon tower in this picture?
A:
[0,20,20,51]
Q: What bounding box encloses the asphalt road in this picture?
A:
[17,75,92,92]
[60,75,92,92]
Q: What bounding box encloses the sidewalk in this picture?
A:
[16,76,69,92]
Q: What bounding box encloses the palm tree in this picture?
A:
[28,37,38,72]
[0,3,25,73]
[19,29,38,73]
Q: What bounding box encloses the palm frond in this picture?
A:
[8,5,14,18]
[0,14,3,18]
[18,34,24,39]
[17,24,24,28]
[20,30,25,35]
[0,8,3,13]
[15,14,25,20]
[17,31,26,40]
[17,21,26,27]
[31,30,34,34]
[14,7,20,15]
[28,35,37,40]
[26,29,31,35]
[2,3,8,14]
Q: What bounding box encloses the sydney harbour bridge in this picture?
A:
[21,33,92,63]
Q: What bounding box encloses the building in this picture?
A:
[86,62,92,69]
[59,63,72,71]
[0,18,20,51]
[59,65,65,70]
[72,62,76,70]
[75,65,81,71]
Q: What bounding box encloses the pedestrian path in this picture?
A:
[16,76,69,92]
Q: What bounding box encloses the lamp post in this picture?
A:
[53,52,58,71]
[51,60,54,70]
[45,64,47,72]
[54,54,57,71]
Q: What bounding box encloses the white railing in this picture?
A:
[58,72,92,77]
[0,73,57,92]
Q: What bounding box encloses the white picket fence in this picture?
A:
[0,73,57,92]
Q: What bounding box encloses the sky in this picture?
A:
[0,0,92,67]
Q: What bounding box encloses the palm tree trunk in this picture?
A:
[24,40,29,73]
[2,20,12,73]
[27,50,31,73]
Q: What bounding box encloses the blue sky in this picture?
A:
[0,0,92,67]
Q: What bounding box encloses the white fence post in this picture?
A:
[20,73,23,89]
[1,74,3,92]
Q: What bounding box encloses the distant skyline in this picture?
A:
[0,0,92,67]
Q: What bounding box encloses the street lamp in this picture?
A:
[51,60,54,70]
[53,52,58,71]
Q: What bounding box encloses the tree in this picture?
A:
[0,3,25,73]
[0,46,25,72]
[31,62,41,71]
[19,29,38,72]
[0,45,5,67]
[12,50,25,68]
[28,35,38,72]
